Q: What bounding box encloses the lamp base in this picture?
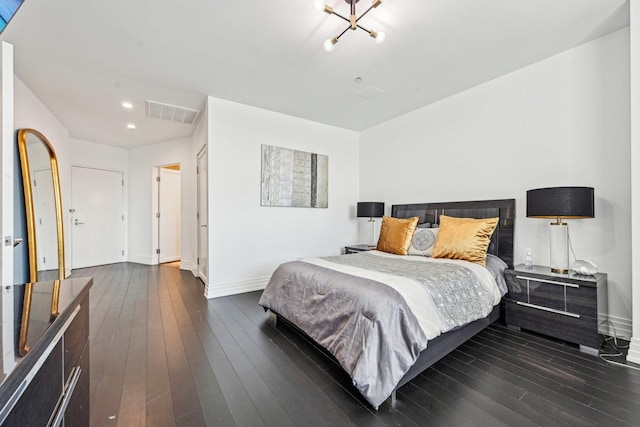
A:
[549,222,569,274]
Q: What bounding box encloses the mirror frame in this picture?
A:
[17,128,65,283]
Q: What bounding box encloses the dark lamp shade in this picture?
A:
[357,202,384,218]
[526,187,594,219]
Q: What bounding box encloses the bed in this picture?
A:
[259,199,515,409]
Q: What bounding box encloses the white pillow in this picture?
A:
[408,227,440,257]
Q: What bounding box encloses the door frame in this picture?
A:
[0,41,15,374]
[151,164,181,265]
[196,146,208,284]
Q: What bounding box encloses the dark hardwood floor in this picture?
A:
[76,262,640,426]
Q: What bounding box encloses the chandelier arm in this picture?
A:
[356,5,376,22]
[336,25,351,40]
[331,11,351,24]
[356,23,371,33]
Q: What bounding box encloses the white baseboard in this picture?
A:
[598,312,632,339]
[127,254,153,265]
[205,276,270,299]
[627,338,640,364]
[180,260,197,275]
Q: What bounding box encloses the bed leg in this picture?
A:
[390,390,397,408]
[268,311,278,326]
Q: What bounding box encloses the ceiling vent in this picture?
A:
[357,85,385,100]
[146,100,200,125]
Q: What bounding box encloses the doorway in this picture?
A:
[71,166,125,269]
[153,165,181,265]
[197,147,208,284]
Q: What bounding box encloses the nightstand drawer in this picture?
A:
[504,300,601,348]
[505,274,597,318]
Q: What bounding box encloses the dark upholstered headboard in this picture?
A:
[391,199,515,268]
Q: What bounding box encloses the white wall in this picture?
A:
[127,137,196,268]
[69,138,128,170]
[206,97,359,298]
[360,28,632,335]
[628,3,640,364]
[14,76,71,276]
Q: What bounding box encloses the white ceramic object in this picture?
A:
[573,259,598,275]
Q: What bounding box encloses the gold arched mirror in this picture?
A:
[17,129,65,283]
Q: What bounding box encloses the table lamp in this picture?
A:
[357,202,384,246]
[526,187,594,273]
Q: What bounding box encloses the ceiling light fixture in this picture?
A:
[122,101,133,109]
[314,0,385,52]
[127,123,136,130]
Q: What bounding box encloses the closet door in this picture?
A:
[71,166,125,269]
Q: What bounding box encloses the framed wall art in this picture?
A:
[261,144,328,208]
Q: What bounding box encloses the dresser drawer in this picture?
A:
[505,273,597,318]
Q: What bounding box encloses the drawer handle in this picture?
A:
[49,366,82,427]
[515,275,579,288]
[516,301,581,318]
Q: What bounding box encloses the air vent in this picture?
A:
[357,85,385,100]
[146,100,200,125]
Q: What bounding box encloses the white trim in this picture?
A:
[598,313,632,338]
[180,260,197,276]
[204,276,270,299]
[0,41,15,376]
[127,254,153,265]
[628,338,640,365]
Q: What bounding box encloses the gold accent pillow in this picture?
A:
[432,215,499,266]
[377,216,419,255]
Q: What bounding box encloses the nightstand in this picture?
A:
[504,264,607,354]
[344,244,376,254]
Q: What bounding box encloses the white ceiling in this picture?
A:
[0,0,630,148]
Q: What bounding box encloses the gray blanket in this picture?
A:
[258,252,495,408]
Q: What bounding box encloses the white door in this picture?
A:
[33,169,58,272]
[197,148,208,283]
[71,166,125,269]
[158,167,180,263]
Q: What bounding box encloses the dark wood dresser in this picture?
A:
[0,276,92,426]
[504,265,606,354]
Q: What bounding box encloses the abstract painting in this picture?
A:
[261,144,328,208]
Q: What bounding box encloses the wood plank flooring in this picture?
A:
[77,262,640,426]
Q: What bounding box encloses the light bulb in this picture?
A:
[314,1,325,11]
[375,31,386,44]
[324,38,336,52]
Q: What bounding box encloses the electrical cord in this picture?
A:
[568,232,639,370]
[598,318,640,371]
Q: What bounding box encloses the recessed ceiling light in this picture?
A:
[122,101,133,109]
[127,123,136,130]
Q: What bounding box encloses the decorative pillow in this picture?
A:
[408,227,440,257]
[432,215,499,266]
[377,216,419,255]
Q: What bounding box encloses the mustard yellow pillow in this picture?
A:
[377,216,419,255]
[432,215,499,266]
